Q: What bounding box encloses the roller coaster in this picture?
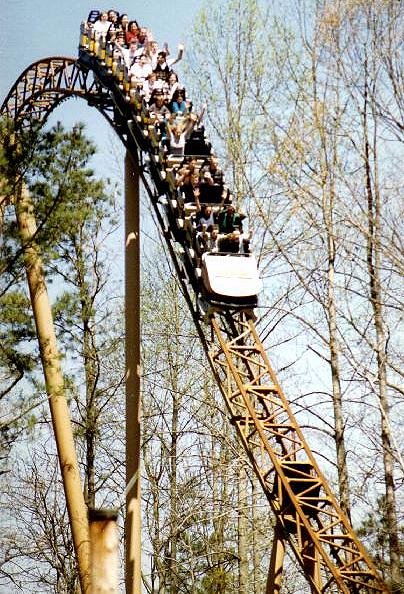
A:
[1,10,390,594]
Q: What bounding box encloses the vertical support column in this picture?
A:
[125,151,142,594]
[266,524,286,594]
[89,508,119,593]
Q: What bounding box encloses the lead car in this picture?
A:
[199,252,261,311]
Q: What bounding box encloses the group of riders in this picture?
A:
[81,10,251,260]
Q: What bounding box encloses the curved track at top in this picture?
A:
[1,55,130,136]
[1,28,390,594]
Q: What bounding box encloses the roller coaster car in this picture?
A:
[200,252,261,307]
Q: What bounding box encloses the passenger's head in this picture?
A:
[227,204,235,214]
[107,10,118,22]
[149,40,159,53]
[153,91,164,106]
[138,27,148,43]
[119,14,129,27]
[128,21,138,33]
[169,71,178,85]
[231,230,240,241]
[203,205,212,215]
[157,51,167,64]
[116,31,125,44]
[211,225,219,238]
[173,88,186,103]
[100,11,108,21]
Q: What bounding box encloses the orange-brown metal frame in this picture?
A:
[1,53,390,593]
[207,312,388,593]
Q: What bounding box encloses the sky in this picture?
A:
[0,0,206,160]
[1,0,205,99]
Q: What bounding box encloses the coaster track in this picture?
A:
[1,38,389,594]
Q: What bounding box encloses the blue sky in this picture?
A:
[1,1,205,99]
[0,1,206,149]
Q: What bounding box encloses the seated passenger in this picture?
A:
[114,30,126,49]
[149,91,171,137]
[108,10,119,25]
[218,229,241,253]
[106,10,119,39]
[115,38,138,69]
[196,225,220,255]
[217,204,244,234]
[170,88,189,115]
[118,13,129,34]
[93,11,111,37]
[143,72,164,102]
[198,168,225,204]
[126,20,139,45]
[201,154,224,185]
[166,117,197,158]
[176,157,197,187]
[130,53,153,80]
[136,27,150,51]
[196,205,218,231]
[147,40,168,69]
[180,171,201,204]
[167,71,180,101]
[153,46,184,80]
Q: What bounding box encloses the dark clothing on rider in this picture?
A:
[217,209,244,234]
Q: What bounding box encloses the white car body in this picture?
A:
[201,253,261,300]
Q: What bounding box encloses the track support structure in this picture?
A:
[125,152,142,594]
[207,312,388,593]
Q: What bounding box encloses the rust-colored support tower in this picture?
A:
[207,313,388,592]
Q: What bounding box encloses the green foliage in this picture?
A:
[0,118,43,198]
[358,495,404,587]
[0,119,117,464]
[27,122,110,258]
[0,291,36,390]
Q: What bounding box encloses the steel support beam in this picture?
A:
[125,151,142,594]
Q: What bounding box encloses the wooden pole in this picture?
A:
[124,151,142,594]
[266,524,286,594]
[15,185,90,593]
[89,509,119,593]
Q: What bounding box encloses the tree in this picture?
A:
[187,0,403,587]
[0,121,125,592]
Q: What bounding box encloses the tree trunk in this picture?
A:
[238,460,248,594]
[15,184,90,593]
[311,46,352,519]
[363,70,400,584]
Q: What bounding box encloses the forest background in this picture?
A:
[0,0,403,592]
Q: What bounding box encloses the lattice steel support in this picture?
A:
[207,312,388,593]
